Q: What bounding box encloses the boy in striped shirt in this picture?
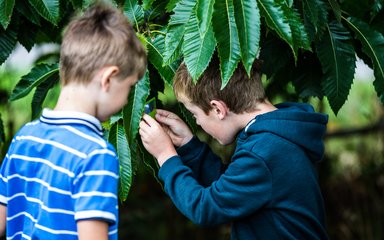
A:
[0,2,146,240]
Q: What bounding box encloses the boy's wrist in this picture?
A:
[157,149,178,166]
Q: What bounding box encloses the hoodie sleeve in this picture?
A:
[158,148,272,226]
[175,137,225,187]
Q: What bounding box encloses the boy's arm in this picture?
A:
[140,114,225,185]
[0,205,6,236]
[77,220,108,240]
[159,149,272,226]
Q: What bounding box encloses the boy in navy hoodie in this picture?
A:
[139,57,329,240]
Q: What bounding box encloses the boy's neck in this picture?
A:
[54,83,97,116]
[235,100,277,129]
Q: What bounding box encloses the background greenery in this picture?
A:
[1,0,384,239]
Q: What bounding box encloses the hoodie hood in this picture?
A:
[240,102,328,162]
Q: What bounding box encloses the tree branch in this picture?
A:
[325,118,384,138]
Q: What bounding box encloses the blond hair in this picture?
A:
[60,2,146,85]
[173,57,266,114]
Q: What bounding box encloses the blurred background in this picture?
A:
[1,44,383,240]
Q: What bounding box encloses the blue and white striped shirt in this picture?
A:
[0,109,119,240]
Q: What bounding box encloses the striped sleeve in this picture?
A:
[0,155,8,205]
[72,147,119,224]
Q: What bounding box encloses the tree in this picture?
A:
[1,0,383,200]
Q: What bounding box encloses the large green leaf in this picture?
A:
[123,71,150,142]
[233,0,260,76]
[31,73,59,120]
[327,0,341,22]
[29,0,60,25]
[283,4,311,58]
[16,0,41,26]
[0,21,17,65]
[120,71,150,198]
[259,34,292,78]
[183,12,216,82]
[212,0,241,88]
[109,121,132,202]
[164,25,184,65]
[292,52,324,99]
[168,0,196,26]
[317,21,356,114]
[164,0,196,64]
[123,0,144,30]
[17,19,38,51]
[257,0,292,51]
[302,0,328,41]
[142,0,155,10]
[146,34,178,86]
[344,17,384,103]
[0,0,15,29]
[166,0,180,12]
[9,63,59,101]
[196,0,214,35]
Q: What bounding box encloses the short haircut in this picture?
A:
[173,57,266,114]
[59,2,146,85]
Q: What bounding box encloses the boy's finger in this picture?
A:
[156,113,178,126]
[141,114,157,127]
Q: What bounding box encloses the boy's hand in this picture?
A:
[155,109,193,147]
[139,114,178,166]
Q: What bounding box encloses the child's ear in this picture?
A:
[210,100,228,120]
[100,66,119,91]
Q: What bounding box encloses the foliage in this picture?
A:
[1,0,384,200]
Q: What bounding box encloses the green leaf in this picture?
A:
[168,0,196,26]
[109,121,132,202]
[9,63,59,101]
[17,19,38,51]
[166,0,180,12]
[29,0,60,25]
[327,0,341,22]
[259,34,292,78]
[31,73,59,120]
[142,0,155,10]
[233,0,260,75]
[163,0,196,64]
[119,71,150,199]
[283,4,311,58]
[302,0,328,41]
[317,21,356,114]
[370,0,383,20]
[257,0,292,50]
[196,0,215,35]
[16,0,41,25]
[292,52,324,99]
[0,0,15,29]
[212,0,241,87]
[123,71,150,142]
[183,12,216,82]
[123,0,144,30]
[164,25,184,65]
[0,22,17,65]
[146,35,178,86]
[344,17,384,103]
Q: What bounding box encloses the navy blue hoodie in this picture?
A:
[159,102,329,239]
